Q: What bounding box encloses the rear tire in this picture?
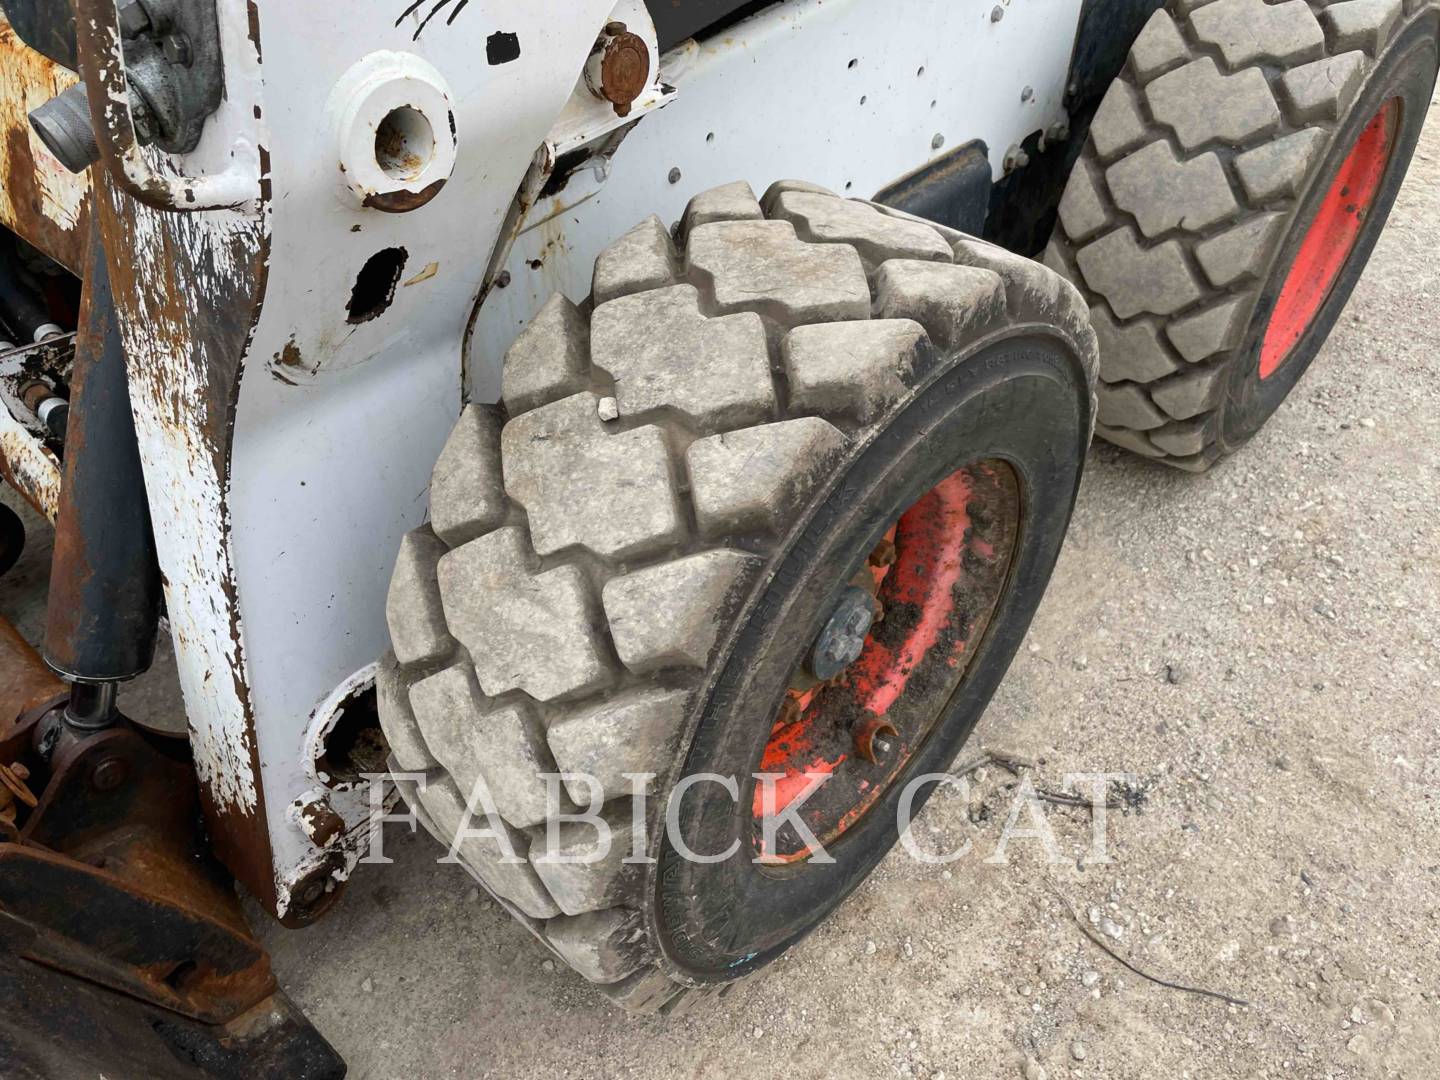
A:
[380,181,1098,1011]
[1047,0,1440,470]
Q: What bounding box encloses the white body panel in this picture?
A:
[231,0,620,911]
[99,0,1083,909]
[469,0,1083,399]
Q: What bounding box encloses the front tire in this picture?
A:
[379,181,1098,1011]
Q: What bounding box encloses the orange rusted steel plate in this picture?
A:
[0,613,63,735]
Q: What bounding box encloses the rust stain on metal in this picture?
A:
[854,718,900,765]
[295,796,345,848]
[277,339,304,367]
[246,0,263,61]
[268,336,312,384]
[0,23,93,274]
[0,335,73,521]
[598,30,652,116]
[363,177,447,213]
[0,420,61,519]
[0,759,36,827]
[0,613,64,732]
[72,1,253,213]
[7,724,277,1023]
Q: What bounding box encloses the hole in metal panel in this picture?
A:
[347,248,407,324]
[313,686,390,788]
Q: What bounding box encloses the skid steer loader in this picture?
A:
[0,0,1434,1073]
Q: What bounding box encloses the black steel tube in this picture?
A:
[42,226,161,683]
[0,245,53,344]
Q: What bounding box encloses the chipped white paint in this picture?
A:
[0,342,66,521]
[0,415,60,520]
[77,0,257,210]
[106,2,268,817]
[277,660,400,906]
[120,205,264,816]
[548,0,670,159]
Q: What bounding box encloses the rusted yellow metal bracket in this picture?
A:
[0,19,91,274]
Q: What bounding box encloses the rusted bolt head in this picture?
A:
[90,756,127,792]
[597,32,651,112]
[117,0,150,37]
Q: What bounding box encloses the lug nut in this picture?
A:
[868,538,897,568]
[855,719,901,765]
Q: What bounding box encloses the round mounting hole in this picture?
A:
[374,106,435,182]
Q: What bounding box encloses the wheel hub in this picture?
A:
[752,460,1022,864]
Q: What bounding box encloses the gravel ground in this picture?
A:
[3,88,1436,1080]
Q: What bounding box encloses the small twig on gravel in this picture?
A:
[1046,881,1251,1009]
[1035,788,1123,811]
[952,748,1036,778]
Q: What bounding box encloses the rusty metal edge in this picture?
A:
[91,150,279,913]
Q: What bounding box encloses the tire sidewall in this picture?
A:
[1219,19,1440,453]
[650,330,1092,984]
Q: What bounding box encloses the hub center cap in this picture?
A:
[808,585,877,681]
